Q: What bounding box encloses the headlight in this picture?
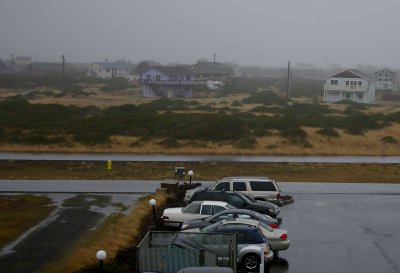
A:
[181,223,189,230]
[268,208,275,213]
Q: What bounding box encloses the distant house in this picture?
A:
[0,59,17,75]
[374,69,397,91]
[28,62,62,75]
[88,62,130,79]
[323,69,375,104]
[139,66,195,98]
[193,61,234,83]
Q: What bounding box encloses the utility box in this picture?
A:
[174,167,186,177]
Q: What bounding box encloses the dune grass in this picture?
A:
[0,194,54,249]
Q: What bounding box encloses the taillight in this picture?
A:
[280,234,288,240]
[277,192,281,200]
[162,216,169,220]
[270,223,278,229]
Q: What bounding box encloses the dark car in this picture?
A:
[180,208,280,231]
[188,190,280,218]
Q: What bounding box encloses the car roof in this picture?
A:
[199,200,230,206]
[220,176,272,181]
[221,218,260,226]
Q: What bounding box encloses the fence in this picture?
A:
[137,231,237,273]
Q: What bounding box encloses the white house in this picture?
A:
[323,69,375,104]
[87,62,130,79]
[374,69,397,91]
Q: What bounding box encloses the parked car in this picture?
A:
[188,218,290,255]
[183,223,273,271]
[184,176,282,206]
[187,190,280,218]
[161,200,235,228]
[180,208,280,231]
[227,218,289,253]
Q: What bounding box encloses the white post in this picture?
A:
[260,247,265,273]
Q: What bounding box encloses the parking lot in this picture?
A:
[275,189,400,273]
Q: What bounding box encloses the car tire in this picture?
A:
[242,253,260,271]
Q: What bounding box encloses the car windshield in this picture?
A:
[200,221,222,232]
[239,193,255,203]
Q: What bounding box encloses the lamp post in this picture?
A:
[188,170,193,188]
[149,199,158,230]
[96,250,106,272]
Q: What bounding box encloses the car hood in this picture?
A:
[255,200,279,210]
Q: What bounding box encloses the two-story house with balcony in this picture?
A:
[323,69,375,104]
[139,66,195,98]
[374,69,397,91]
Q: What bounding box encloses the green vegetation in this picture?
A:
[0,194,54,248]
[0,94,400,148]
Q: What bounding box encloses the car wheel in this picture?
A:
[242,253,260,271]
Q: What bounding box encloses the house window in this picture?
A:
[156,75,161,81]
[331,80,338,85]
[346,81,349,86]
[358,81,362,86]
[186,75,191,80]
[146,74,151,80]
[345,93,351,99]
[357,94,363,99]
[99,68,102,72]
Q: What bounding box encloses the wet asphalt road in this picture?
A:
[0,181,400,273]
[276,191,400,273]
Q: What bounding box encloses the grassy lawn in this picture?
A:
[0,160,399,183]
[0,194,54,249]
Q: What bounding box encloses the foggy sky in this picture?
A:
[1,0,399,68]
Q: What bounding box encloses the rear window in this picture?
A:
[249,181,277,191]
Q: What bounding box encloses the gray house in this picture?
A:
[323,69,375,104]
[192,62,234,82]
[374,69,397,91]
[139,66,195,98]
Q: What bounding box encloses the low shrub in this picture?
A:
[381,136,398,144]
[234,137,258,149]
[345,126,365,135]
[316,128,340,138]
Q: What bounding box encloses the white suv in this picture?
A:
[184,176,282,205]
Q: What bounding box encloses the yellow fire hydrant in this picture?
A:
[107,160,112,170]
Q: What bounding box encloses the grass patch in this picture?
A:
[0,194,54,248]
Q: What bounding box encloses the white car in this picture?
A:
[184,176,282,205]
[161,201,235,228]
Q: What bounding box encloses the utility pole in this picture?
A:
[11,54,14,71]
[286,61,291,99]
[61,55,65,94]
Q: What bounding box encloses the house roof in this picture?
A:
[193,62,234,75]
[373,68,397,78]
[93,62,130,70]
[143,65,193,76]
[329,69,373,80]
